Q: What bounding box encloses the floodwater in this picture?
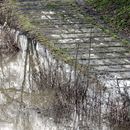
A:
[0,32,72,130]
[0,29,130,130]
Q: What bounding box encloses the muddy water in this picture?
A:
[0,31,130,130]
[0,33,74,130]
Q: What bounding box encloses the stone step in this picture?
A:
[17,0,130,87]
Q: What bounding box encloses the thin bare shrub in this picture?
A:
[0,28,19,55]
[105,83,130,127]
[0,0,18,28]
[27,38,130,129]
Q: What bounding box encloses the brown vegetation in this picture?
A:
[0,0,19,55]
[0,29,19,55]
[0,0,18,28]
[0,0,130,129]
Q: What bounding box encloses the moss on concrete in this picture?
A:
[8,0,78,67]
[7,0,130,72]
[80,12,130,46]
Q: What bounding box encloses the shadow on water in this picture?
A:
[0,29,130,130]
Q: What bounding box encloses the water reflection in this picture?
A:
[0,32,76,130]
[0,31,130,130]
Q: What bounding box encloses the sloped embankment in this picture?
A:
[84,0,130,38]
[0,0,130,129]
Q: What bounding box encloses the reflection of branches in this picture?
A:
[1,30,130,129]
[117,80,130,104]
[23,36,107,129]
[104,80,130,127]
[20,38,29,107]
[0,88,19,124]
